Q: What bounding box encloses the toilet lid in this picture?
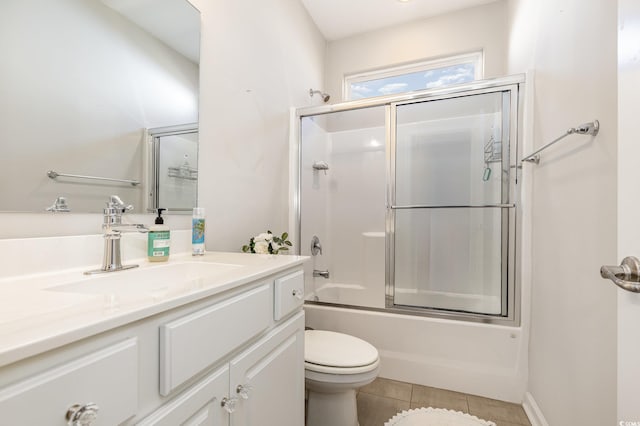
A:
[305,330,379,368]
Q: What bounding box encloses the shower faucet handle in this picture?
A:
[311,236,323,256]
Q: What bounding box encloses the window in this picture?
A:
[344,52,483,100]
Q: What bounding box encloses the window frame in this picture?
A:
[343,51,484,101]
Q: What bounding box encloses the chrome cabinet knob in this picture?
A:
[66,403,99,426]
[221,397,238,414]
[236,383,253,400]
[292,289,303,300]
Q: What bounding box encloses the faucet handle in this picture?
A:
[311,235,323,256]
[107,195,133,212]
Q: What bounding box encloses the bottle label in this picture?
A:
[153,239,170,248]
[148,231,170,257]
[192,218,205,244]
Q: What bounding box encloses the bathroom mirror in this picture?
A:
[0,0,200,214]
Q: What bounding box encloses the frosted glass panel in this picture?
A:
[300,106,387,309]
[395,92,507,206]
[394,208,503,315]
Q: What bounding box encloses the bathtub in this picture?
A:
[304,303,527,403]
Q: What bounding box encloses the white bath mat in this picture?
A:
[384,407,496,426]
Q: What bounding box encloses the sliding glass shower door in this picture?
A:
[297,76,521,324]
[389,90,516,316]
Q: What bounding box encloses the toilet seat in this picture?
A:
[305,330,379,375]
[305,358,380,375]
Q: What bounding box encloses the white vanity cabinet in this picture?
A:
[0,264,305,426]
[147,270,305,426]
[0,338,139,425]
[228,311,304,426]
[141,312,304,426]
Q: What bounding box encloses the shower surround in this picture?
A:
[293,76,528,402]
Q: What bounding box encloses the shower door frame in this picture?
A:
[386,85,520,324]
[294,75,524,326]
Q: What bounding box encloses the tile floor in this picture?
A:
[356,378,532,426]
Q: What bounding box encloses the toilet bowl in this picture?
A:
[305,330,380,426]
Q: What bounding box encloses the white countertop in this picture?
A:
[0,251,306,368]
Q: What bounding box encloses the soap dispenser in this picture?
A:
[148,208,170,262]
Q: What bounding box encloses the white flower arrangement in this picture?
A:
[242,231,292,254]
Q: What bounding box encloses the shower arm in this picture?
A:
[309,89,330,103]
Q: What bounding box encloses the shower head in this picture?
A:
[310,89,330,103]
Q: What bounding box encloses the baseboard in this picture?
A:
[522,392,549,426]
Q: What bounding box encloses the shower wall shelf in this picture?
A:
[167,165,198,180]
[47,170,140,186]
[521,120,599,165]
[484,136,502,163]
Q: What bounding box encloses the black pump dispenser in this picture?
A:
[155,208,166,225]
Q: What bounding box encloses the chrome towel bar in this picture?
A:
[600,256,640,293]
[390,204,515,209]
[47,170,140,186]
[521,120,599,165]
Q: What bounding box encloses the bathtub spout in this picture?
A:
[313,269,330,279]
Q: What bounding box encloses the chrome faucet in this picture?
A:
[313,269,330,279]
[85,195,148,275]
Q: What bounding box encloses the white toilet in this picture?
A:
[305,330,380,426]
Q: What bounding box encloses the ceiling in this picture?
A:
[300,0,499,41]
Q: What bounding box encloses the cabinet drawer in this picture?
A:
[138,364,229,426]
[274,270,304,321]
[160,283,272,396]
[0,338,138,426]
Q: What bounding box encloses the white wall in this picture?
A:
[507,1,617,425]
[324,0,508,101]
[190,0,326,252]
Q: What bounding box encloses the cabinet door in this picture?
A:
[229,311,304,426]
[137,365,229,426]
[0,338,138,426]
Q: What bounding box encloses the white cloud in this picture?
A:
[352,84,373,94]
[425,70,474,89]
[378,83,408,94]
[351,84,374,99]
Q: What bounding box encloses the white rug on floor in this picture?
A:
[384,407,496,426]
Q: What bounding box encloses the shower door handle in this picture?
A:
[600,256,640,293]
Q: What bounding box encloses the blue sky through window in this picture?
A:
[350,63,476,100]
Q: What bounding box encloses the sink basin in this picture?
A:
[47,261,243,302]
